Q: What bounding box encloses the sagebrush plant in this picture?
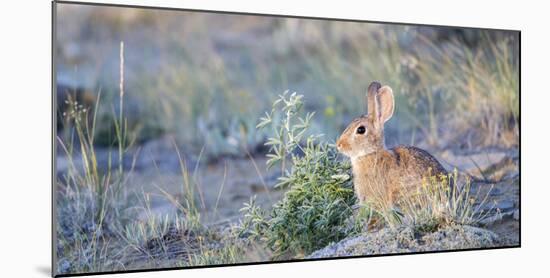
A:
[257,91,317,178]
[264,143,358,257]
[239,92,360,258]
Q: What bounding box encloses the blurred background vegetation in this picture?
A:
[56,4,519,160]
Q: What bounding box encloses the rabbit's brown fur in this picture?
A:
[336,81,447,210]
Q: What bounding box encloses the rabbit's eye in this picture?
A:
[356,126,366,134]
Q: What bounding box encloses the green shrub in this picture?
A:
[265,143,357,257]
[239,92,360,258]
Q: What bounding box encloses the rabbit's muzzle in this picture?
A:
[336,137,350,156]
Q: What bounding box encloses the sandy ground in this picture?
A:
[123,155,284,225]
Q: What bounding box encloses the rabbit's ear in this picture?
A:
[377,85,394,124]
[367,81,382,116]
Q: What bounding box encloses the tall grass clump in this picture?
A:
[451,38,519,147]
[238,92,360,258]
[401,33,519,147]
[55,42,135,274]
[375,170,492,234]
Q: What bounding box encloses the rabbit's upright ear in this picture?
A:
[376,86,394,124]
[367,81,382,116]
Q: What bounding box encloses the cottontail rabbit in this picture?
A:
[336,81,447,211]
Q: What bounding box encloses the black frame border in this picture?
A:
[51,1,521,277]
